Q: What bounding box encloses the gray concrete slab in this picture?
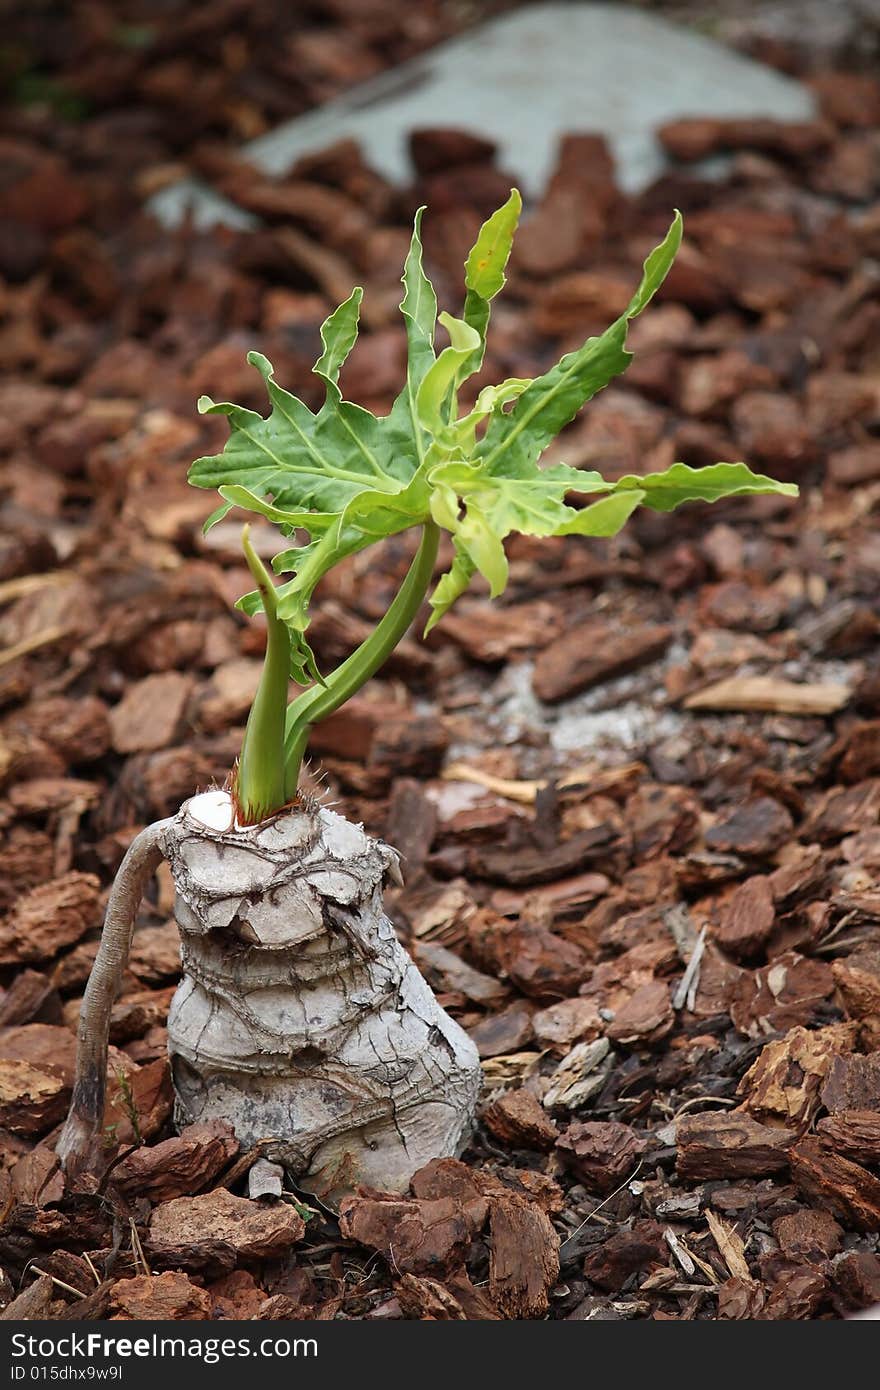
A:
[150,1,815,228]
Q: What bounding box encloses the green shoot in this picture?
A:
[235,526,290,823]
[188,192,798,821]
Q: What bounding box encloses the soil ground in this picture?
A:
[1,0,880,1321]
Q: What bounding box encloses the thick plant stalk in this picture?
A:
[58,792,481,1202]
[283,522,440,796]
[235,526,290,823]
[56,819,172,1176]
[164,790,481,1205]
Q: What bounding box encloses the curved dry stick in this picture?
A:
[56,819,172,1176]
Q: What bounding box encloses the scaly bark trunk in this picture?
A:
[59,791,481,1204]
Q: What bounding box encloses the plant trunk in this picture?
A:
[61,790,481,1205]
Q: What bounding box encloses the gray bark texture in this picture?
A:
[161,794,481,1204]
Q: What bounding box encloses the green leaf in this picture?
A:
[218,484,335,535]
[465,188,522,301]
[191,346,433,679]
[474,377,533,414]
[428,458,607,539]
[202,499,234,534]
[313,287,363,399]
[425,542,476,634]
[383,207,440,471]
[610,460,799,511]
[554,490,646,536]
[340,469,432,537]
[416,312,481,432]
[455,502,508,598]
[192,352,403,513]
[462,189,522,374]
[400,207,438,362]
[627,214,683,316]
[475,212,682,479]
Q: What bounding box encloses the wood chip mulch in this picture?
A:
[1,0,880,1322]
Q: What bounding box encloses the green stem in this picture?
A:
[283,521,440,797]
[236,527,290,822]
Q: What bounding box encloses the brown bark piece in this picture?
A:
[0,1023,77,1080]
[717,1276,766,1320]
[532,622,671,703]
[715,875,776,958]
[773,1208,843,1261]
[487,1190,560,1319]
[0,970,61,1028]
[409,1157,489,1222]
[148,1188,305,1271]
[730,391,814,468]
[483,1088,559,1152]
[532,997,603,1047]
[811,73,880,128]
[408,1158,559,1317]
[821,1052,880,1113]
[816,1110,880,1164]
[0,873,101,965]
[0,830,55,914]
[7,695,111,765]
[1,141,89,232]
[409,128,498,175]
[805,780,880,843]
[759,1264,829,1320]
[128,922,183,984]
[64,985,176,1043]
[832,948,880,1021]
[739,1023,858,1131]
[677,1110,794,1180]
[109,1271,212,1320]
[705,797,794,857]
[298,693,398,762]
[836,722,880,783]
[621,786,697,861]
[490,923,591,1001]
[103,1056,173,1145]
[790,1137,880,1232]
[729,952,835,1037]
[393,1273,466,1320]
[395,1270,500,1320]
[468,1002,534,1059]
[109,672,194,754]
[413,941,507,1008]
[9,1145,65,1207]
[472,832,616,889]
[440,600,563,664]
[606,979,674,1046]
[658,116,831,162]
[556,1120,645,1194]
[832,1253,880,1313]
[685,676,850,716]
[582,1222,667,1292]
[207,1271,267,1320]
[0,1275,56,1321]
[113,1120,238,1201]
[828,442,880,485]
[338,1192,483,1278]
[384,778,437,880]
[502,1169,565,1215]
[0,1058,68,1135]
